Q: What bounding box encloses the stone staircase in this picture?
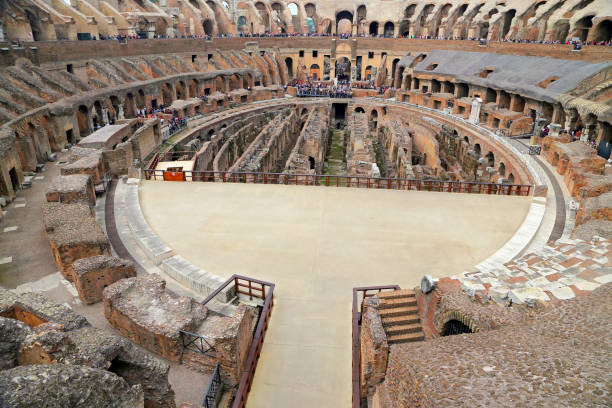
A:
[378,289,425,344]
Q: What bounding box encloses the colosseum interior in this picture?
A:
[0,1,611,407]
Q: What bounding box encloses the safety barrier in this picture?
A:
[352,285,401,408]
[143,169,532,196]
[199,274,275,408]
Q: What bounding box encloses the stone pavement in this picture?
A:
[457,237,612,305]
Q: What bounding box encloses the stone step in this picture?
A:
[378,306,418,318]
[379,297,417,309]
[381,315,420,327]
[385,323,422,335]
[378,289,416,300]
[387,332,425,344]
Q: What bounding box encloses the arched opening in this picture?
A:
[384,22,394,37]
[243,74,252,89]
[399,20,410,37]
[404,5,416,18]
[335,58,350,81]
[40,115,57,151]
[136,89,145,109]
[336,10,353,35]
[369,109,378,131]
[255,2,270,32]
[228,75,240,90]
[93,101,103,127]
[508,173,515,184]
[77,105,90,136]
[109,95,120,122]
[285,57,294,79]
[552,20,570,42]
[288,3,298,16]
[237,16,247,33]
[308,156,315,170]
[391,58,400,82]
[202,19,214,35]
[575,16,593,42]
[215,76,225,92]
[479,22,489,39]
[189,79,198,98]
[162,83,173,106]
[474,143,481,157]
[369,22,379,36]
[26,11,42,41]
[502,9,516,38]
[498,162,506,177]
[310,64,320,81]
[592,19,611,42]
[486,151,495,167]
[124,93,135,118]
[441,319,473,336]
[355,107,365,113]
[176,81,186,99]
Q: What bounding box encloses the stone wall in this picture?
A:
[360,297,389,400]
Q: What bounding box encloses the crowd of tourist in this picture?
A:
[290,79,392,98]
[91,31,611,47]
[294,81,354,98]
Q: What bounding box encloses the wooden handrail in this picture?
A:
[352,285,401,408]
[143,169,533,196]
[200,274,275,408]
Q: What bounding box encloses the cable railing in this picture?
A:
[143,169,532,196]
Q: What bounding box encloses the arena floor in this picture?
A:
[140,181,532,407]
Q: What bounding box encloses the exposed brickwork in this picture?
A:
[72,255,136,305]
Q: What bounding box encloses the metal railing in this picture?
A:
[199,274,275,408]
[352,285,401,408]
[202,364,222,408]
[143,169,532,196]
[180,330,216,358]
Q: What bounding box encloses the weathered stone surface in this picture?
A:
[0,287,89,331]
[0,316,32,370]
[42,202,111,281]
[375,283,612,407]
[360,297,388,399]
[103,274,209,362]
[0,364,144,408]
[72,255,136,304]
[45,174,95,207]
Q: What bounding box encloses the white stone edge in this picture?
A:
[124,180,234,301]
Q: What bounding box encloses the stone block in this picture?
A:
[45,174,96,207]
[72,256,136,305]
[42,202,111,281]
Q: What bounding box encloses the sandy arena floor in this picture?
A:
[140,181,531,407]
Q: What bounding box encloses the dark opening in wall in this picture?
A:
[312,50,318,58]
[208,54,213,60]
[192,54,197,63]
[299,50,304,57]
[441,319,473,336]
[66,64,73,73]
[368,52,374,59]
[479,67,495,78]
[425,63,438,71]
[204,88,210,95]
